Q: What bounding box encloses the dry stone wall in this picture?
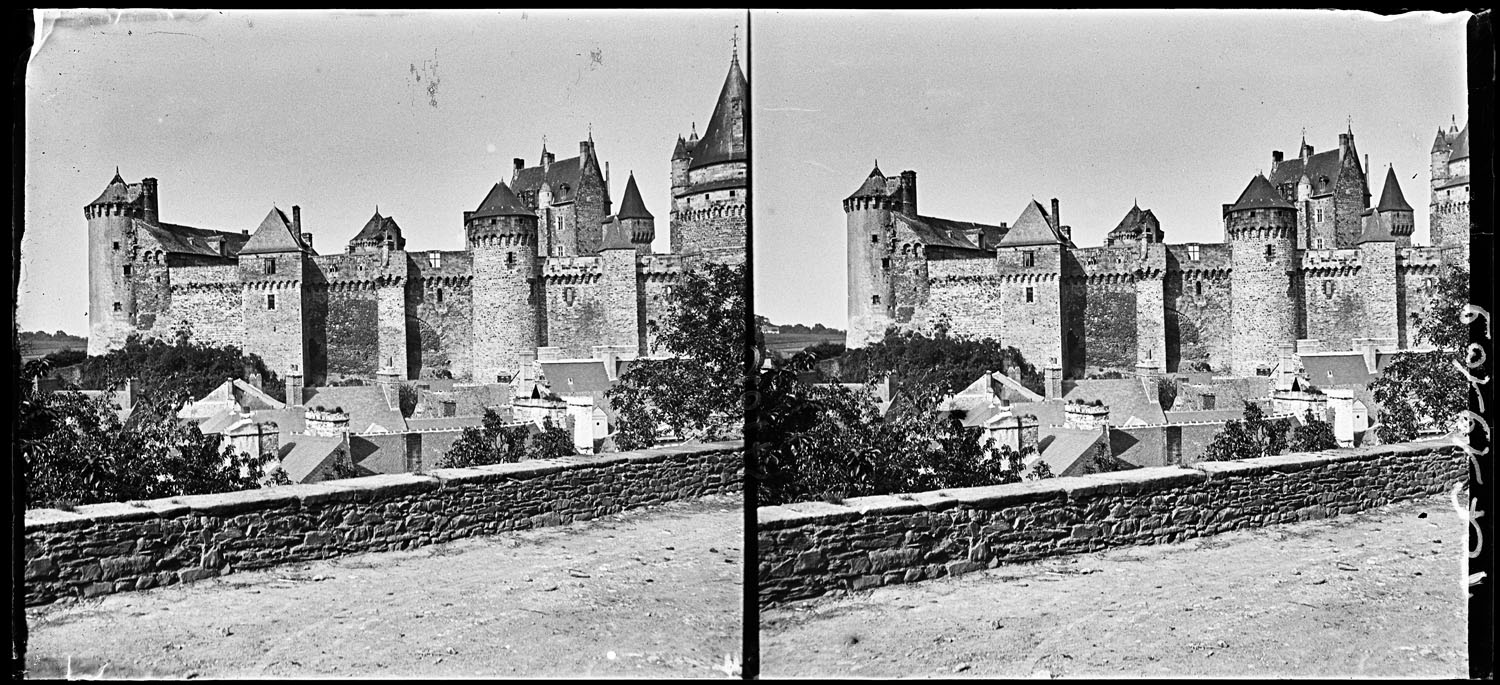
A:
[25,441,743,606]
[758,440,1463,607]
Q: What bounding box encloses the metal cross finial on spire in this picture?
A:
[1347,115,1353,133]
[588,122,593,140]
[732,24,739,55]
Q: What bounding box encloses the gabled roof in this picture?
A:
[1375,166,1413,213]
[350,211,404,245]
[688,51,747,171]
[997,200,1066,247]
[892,214,992,252]
[1062,378,1168,426]
[615,174,653,220]
[1032,427,1109,477]
[139,221,250,258]
[1229,174,1295,212]
[1108,204,1160,241]
[301,385,408,435]
[512,155,583,205]
[239,207,309,255]
[1269,148,1343,197]
[470,182,536,220]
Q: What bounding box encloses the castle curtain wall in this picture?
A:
[410,251,474,380]
[543,257,607,358]
[926,258,1004,341]
[1299,249,1365,351]
[156,265,244,349]
[1164,244,1232,373]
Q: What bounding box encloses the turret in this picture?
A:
[844,164,901,348]
[84,169,147,355]
[465,181,540,383]
[614,173,655,254]
[1358,167,1404,343]
[1430,127,1452,191]
[1225,174,1297,377]
[238,206,312,378]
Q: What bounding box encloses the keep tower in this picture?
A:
[466,181,541,383]
[84,170,153,355]
[843,164,907,348]
[1226,174,1298,377]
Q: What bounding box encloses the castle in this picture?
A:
[85,48,746,385]
[846,122,1469,379]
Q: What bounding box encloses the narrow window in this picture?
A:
[872,295,881,305]
[265,257,276,275]
[1195,281,1203,296]
[1023,251,1035,267]
[112,241,120,251]
[881,258,890,270]
[113,302,122,312]
[123,265,132,276]
[437,288,444,304]
[1264,244,1275,261]
[1026,287,1034,303]
[507,252,516,269]
[267,294,276,310]
[871,234,880,244]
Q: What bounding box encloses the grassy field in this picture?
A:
[763,332,844,356]
[18,337,87,363]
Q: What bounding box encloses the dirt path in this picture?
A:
[24,494,744,679]
[761,495,1468,678]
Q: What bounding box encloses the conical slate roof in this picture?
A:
[89,170,134,206]
[1229,174,1294,211]
[997,200,1066,247]
[1431,127,1451,153]
[845,165,894,201]
[1450,121,1469,161]
[239,207,307,255]
[470,182,535,220]
[1375,167,1413,212]
[687,51,747,171]
[616,174,653,220]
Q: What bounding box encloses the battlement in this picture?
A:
[672,200,745,223]
[542,256,602,284]
[313,252,409,285]
[1297,248,1362,277]
[1068,244,1167,282]
[1397,246,1446,269]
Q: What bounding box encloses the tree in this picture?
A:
[435,411,575,468]
[1368,265,1469,442]
[18,358,275,509]
[754,351,1047,506]
[1289,409,1339,452]
[1202,402,1292,462]
[833,327,1042,398]
[608,262,746,448]
[75,331,284,404]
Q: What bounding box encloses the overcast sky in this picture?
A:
[22,9,744,336]
[752,9,1470,330]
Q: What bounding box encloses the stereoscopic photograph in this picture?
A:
[752,9,1476,678]
[17,9,746,678]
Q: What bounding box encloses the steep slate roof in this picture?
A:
[846,165,900,201]
[1432,127,1452,153]
[350,211,404,245]
[1268,148,1342,197]
[89,171,136,205]
[1108,204,1160,242]
[1450,121,1469,160]
[615,174,653,220]
[301,385,408,434]
[1299,352,1396,388]
[539,359,620,422]
[1375,167,1413,212]
[470,182,536,220]
[1229,174,1295,211]
[892,214,987,252]
[278,435,345,483]
[139,221,251,258]
[1032,428,1108,477]
[688,51,747,171]
[1062,378,1168,425]
[997,200,1066,247]
[512,156,584,205]
[239,208,309,255]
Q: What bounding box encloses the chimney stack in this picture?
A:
[141,178,159,224]
[1050,198,1061,232]
[899,170,918,216]
[292,205,301,233]
[514,157,525,171]
[1044,363,1063,400]
[285,369,304,407]
[1272,150,1284,167]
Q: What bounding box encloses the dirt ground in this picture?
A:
[23,494,744,679]
[761,495,1469,678]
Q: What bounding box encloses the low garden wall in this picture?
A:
[25,441,743,605]
[758,440,1464,607]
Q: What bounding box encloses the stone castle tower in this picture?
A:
[1429,118,1470,261]
[844,124,1459,380]
[83,46,745,383]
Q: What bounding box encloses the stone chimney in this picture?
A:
[243,360,264,392]
[1050,198,1061,233]
[514,158,526,171]
[899,170,917,216]
[141,178,159,224]
[1272,150,1284,167]
[543,150,555,171]
[304,407,351,438]
[1044,363,1063,400]
[284,369,304,406]
[292,205,302,234]
[1064,400,1110,430]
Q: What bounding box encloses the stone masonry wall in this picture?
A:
[159,265,244,349]
[758,440,1463,607]
[926,259,1004,342]
[1299,249,1364,351]
[24,441,743,606]
[544,257,606,358]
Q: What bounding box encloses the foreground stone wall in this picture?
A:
[758,440,1462,607]
[25,441,742,606]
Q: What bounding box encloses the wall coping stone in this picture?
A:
[176,487,303,516]
[69,501,162,524]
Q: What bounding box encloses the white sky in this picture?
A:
[21,9,745,336]
[751,9,1470,330]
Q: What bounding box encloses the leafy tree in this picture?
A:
[1202,402,1292,462]
[801,341,846,361]
[833,326,1042,398]
[1368,265,1469,442]
[608,263,746,448]
[328,448,362,479]
[75,331,284,404]
[18,358,275,509]
[41,348,86,369]
[1289,409,1339,452]
[436,411,575,468]
[754,351,1046,506]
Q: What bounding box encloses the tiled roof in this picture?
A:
[470,182,535,220]
[239,208,309,255]
[997,200,1065,247]
[139,221,251,258]
[1229,174,1295,211]
[893,214,989,252]
[1062,378,1167,425]
[616,174,653,220]
[1269,149,1342,197]
[512,156,583,205]
[1298,352,1395,388]
[688,52,747,171]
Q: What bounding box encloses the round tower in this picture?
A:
[1226,174,1298,378]
[465,181,540,383]
[844,164,900,348]
[84,170,145,356]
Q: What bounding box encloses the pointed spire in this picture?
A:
[1376,166,1413,213]
[1230,173,1294,211]
[1432,127,1451,153]
[616,172,653,221]
[470,181,535,220]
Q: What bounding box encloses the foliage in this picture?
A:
[18,358,276,509]
[754,352,1048,507]
[42,348,87,369]
[832,327,1042,398]
[329,448,362,479]
[801,341,847,361]
[1156,376,1179,411]
[1202,402,1291,462]
[436,411,575,468]
[608,263,746,449]
[397,383,419,417]
[1289,409,1339,453]
[761,321,845,336]
[1368,264,1469,442]
[75,331,284,404]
